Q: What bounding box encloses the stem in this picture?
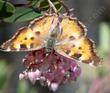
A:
[47,0,57,13]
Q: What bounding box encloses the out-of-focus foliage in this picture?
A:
[0,60,8,90]
[17,80,29,93]
[98,22,110,59]
[95,22,110,77]
[88,22,110,93]
[17,80,38,93]
[0,60,38,93]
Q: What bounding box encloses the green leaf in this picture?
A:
[0,1,15,19]
[31,0,43,6]
[4,8,42,23]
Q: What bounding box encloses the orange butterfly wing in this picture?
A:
[1,14,57,51]
[58,16,86,41]
[56,16,100,66]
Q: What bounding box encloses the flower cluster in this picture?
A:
[19,48,81,91]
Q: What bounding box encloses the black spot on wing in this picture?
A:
[30,37,35,40]
[24,37,27,40]
[20,44,27,50]
[69,36,75,40]
[72,53,82,59]
[35,31,40,35]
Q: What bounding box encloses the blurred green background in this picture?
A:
[0,0,110,93]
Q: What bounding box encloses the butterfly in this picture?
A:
[0,13,101,66]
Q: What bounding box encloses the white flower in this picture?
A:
[50,83,59,91]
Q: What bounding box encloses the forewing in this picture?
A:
[1,15,57,51]
[1,27,44,51]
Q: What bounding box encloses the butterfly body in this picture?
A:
[45,37,56,53]
[45,18,60,53]
[0,13,101,66]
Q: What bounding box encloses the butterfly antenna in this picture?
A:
[47,0,58,13]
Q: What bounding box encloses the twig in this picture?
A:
[47,0,57,13]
